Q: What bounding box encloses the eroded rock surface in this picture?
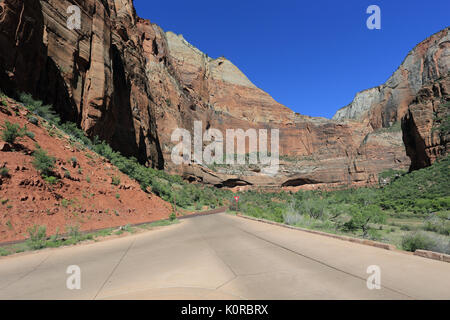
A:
[3,1,448,189]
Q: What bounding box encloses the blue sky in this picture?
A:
[134,0,449,119]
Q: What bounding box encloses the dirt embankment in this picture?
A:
[0,97,173,243]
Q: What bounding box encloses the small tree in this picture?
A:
[1,121,27,143]
[345,205,386,238]
[27,225,47,250]
[32,146,56,176]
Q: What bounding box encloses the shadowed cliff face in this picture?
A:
[1,1,446,189]
[0,0,163,169]
[402,76,449,171]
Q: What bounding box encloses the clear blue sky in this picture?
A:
[134,0,449,119]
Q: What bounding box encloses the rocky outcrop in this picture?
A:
[0,0,163,168]
[402,76,449,170]
[334,28,450,130]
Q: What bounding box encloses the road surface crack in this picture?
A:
[93,238,135,300]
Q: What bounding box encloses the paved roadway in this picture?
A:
[0,213,449,299]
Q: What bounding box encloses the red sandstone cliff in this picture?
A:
[1,1,447,189]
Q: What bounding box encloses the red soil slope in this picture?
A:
[0,97,172,243]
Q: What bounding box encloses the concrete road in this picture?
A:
[0,213,449,300]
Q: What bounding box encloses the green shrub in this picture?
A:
[59,122,92,147]
[70,157,78,167]
[61,199,69,208]
[401,232,437,252]
[27,116,39,126]
[32,147,56,176]
[19,93,60,124]
[43,175,59,185]
[169,212,177,221]
[111,176,121,186]
[25,131,35,139]
[0,121,27,143]
[27,225,47,250]
[66,225,81,239]
[0,167,9,177]
[64,170,71,178]
[424,213,450,236]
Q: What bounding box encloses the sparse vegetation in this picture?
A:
[26,225,47,250]
[0,121,27,144]
[433,100,450,136]
[25,130,35,139]
[111,176,121,186]
[236,155,450,253]
[0,167,9,177]
[19,93,60,124]
[64,170,71,178]
[32,145,56,177]
[27,115,39,126]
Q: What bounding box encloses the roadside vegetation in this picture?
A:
[0,91,232,255]
[1,91,448,256]
[0,219,180,257]
[232,155,450,254]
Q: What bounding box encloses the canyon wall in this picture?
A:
[0,0,163,168]
[1,1,447,189]
[333,28,449,129]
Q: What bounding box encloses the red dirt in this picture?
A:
[0,97,173,243]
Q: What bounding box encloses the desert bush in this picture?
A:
[19,93,60,124]
[32,146,56,176]
[111,176,121,186]
[401,231,450,254]
[0,167,9,177]
[341,205,386,237]
[423,213,450,236]
[60,122,92,147]
[27,225,47,250]
[66,225,81,239]
[64,170,71,178]
[25,131,35,139]
[0,121,27,143]
[27,116,39,126]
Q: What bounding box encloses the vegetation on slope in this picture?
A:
[15,92,232,210]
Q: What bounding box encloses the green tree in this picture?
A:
[32,146,56,176]
[1,121,27,143]
[346,205,386,237]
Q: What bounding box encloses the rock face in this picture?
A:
[138,22,410,188]
[402,76,449,170]
[331,26,450,171]
[0,0,163,168]
[333,28,450,129]
[2,1,446,189]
